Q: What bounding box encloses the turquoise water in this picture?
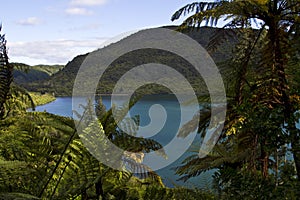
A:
[35,95,214,188]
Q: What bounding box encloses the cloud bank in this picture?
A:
[8,39,108,65]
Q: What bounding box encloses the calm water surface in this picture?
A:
[35,95,214,188]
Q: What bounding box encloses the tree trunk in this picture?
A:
[261,138,269,178]
[268,17,300,180]
[250,134,258,173]
[95,179,105,199]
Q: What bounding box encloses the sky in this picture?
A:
[2,0,195,65]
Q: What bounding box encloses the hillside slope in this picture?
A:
[25,27,236,96]
[12,63,63,86]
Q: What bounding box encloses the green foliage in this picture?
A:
[141,186,216,200]
[29,92,55,106]
[0,91,173,199]
[44,97,167,199]
[213,166,300,199]
[0,112,76,194]
[0,26,12,119]
[172,0,300,198]
[2,1,299,198]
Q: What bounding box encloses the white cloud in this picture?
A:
[7,39,109,65]
[65,7,93,15]
[70,0,107,6]
[16,17,41,26]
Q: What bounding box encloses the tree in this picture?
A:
[0,25,13,119]
[172,0,300,187]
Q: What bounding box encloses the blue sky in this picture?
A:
[2,0,195,65]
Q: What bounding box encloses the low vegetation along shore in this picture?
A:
[29,92,56,106]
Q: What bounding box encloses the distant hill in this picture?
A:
[30,54,88,96]
[22,26,237,96]
[12,63,63,86]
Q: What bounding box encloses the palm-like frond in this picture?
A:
[0,26,13,119]
[172,1,269,29]
[172,0,300,182]
[176,135,252,181]
[52,97,167,199]
[171,1,223,26]
[0,112,76,195]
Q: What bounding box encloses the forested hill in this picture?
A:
[12,62,63,86]
[21,26,237,96]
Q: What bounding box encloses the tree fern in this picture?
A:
[172,0,300,185]
[0,26,13,119]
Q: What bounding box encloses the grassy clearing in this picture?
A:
[29,92,56,106]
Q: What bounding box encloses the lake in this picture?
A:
[34,95,214,188]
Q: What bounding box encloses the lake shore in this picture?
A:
[29,92,56,106]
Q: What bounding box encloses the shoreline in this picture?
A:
[29,92,56,106]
